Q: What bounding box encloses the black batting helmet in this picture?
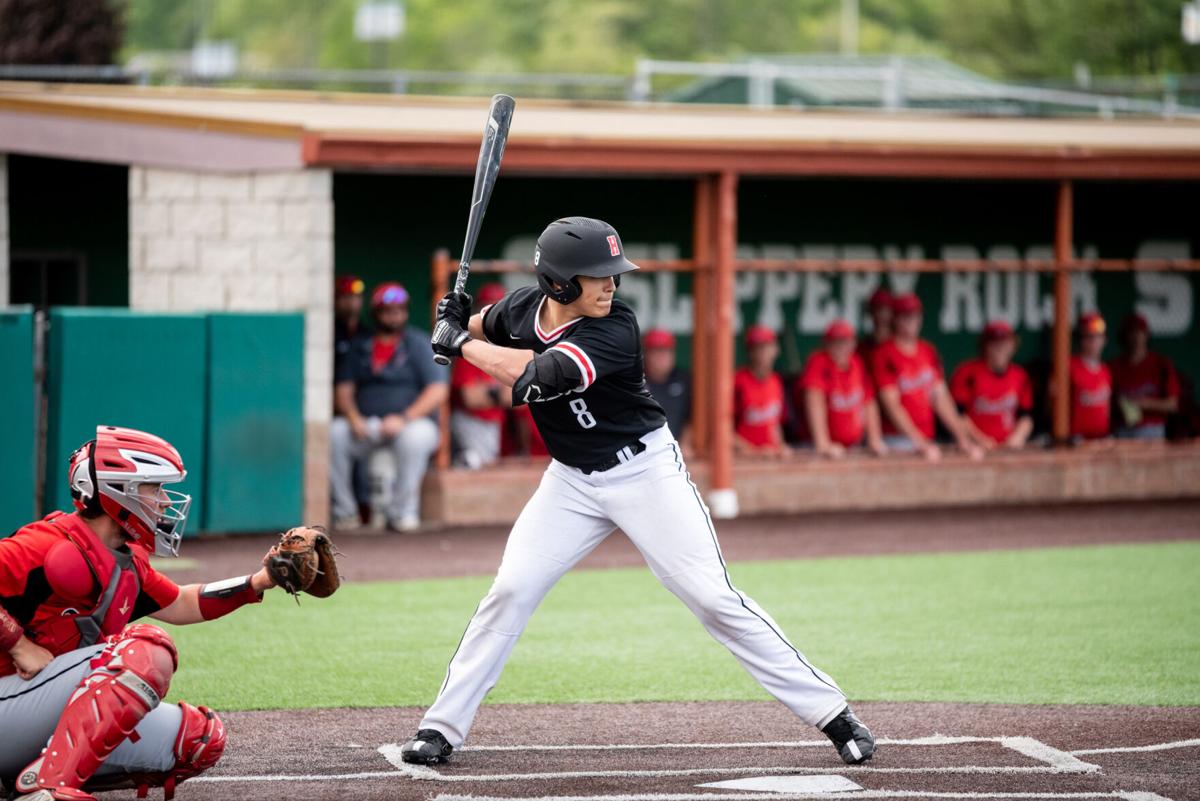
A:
[534,217,639,304]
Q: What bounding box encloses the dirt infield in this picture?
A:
[164,499,1200,584]
[152,700,1199,801]
[133,500,1200,801]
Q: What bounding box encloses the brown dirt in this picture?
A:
[127,500,1199,801]
[162,499,1200,585]
[116,700,1200,801]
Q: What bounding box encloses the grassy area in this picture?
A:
[162,541,1200,710]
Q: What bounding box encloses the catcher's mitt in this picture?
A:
[264,526,341,600]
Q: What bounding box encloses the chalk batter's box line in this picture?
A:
[429,793,1174,801]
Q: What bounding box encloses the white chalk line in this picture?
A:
[1070,738,1200,756]
[461,736,995,752]
[428,792,1173,801]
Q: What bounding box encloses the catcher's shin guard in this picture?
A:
[85,702,227,801]
[16,625,177,798]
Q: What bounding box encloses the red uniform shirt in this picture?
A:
[950,359,1033,444]
[1109,351,1180,427]
[0,512,180,678]
[450,360,505,424]
[1070,356,1112,439]
[799,351,874,447]
[870,339,943,439]
[734,367,784,448]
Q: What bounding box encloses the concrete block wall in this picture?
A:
[0,155,8,307]
[128,166,333,526]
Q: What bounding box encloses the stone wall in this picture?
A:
[128,166,333,525]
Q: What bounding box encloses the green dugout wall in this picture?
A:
[0,308,36,534]
[334,174,1198,388]
[42,310,304,534]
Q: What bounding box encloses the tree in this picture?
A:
[0,0,124,65]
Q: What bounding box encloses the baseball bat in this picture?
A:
[433,93,516,365]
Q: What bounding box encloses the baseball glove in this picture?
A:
[264,526,341,600]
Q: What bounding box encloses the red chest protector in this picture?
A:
[27,511,143,655]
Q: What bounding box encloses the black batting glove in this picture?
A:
[431,318,471,359]
[436,291,473,329]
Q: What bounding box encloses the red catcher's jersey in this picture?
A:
[800,351,874,447]
[734,367,784,447]
[950,359,1033,444]
[870,339,943,439]
[451,359,505,424]
[1109,351,1180,427]
[0,512,181,678]
[1070,356,1112,439]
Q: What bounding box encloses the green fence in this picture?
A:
[0,307,36,535]
[39,309,305,535]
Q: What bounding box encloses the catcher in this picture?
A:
[0,425,338,801]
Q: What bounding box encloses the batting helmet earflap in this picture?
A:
[534,217,640,305]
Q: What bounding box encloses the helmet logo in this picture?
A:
[606,235,620,256]
[533,249,541,266]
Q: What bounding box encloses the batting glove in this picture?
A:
[431,319,471,359]
[436,291,473,329]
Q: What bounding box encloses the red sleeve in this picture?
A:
[732,370,748,419]
[856,356,875,400]
[1017,366,1034,412]
[0,527,56,597]
[949,362,973,407]
[924,341,945,380]
[871,346,898,390]
[1161,354,1181,399]
[138,561,181,613]
[800,354,828,392]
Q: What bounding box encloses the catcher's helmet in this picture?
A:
[534,217,639,304]
[69,425,191,557]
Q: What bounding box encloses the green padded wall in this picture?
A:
[45,309,208,532]
[204,313,304,532]
[0,307,36,535]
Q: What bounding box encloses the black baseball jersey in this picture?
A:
[482,286,666,468]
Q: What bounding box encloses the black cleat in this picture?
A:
[400,728,454,765]
[821,706,876,765]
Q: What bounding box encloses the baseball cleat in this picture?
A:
[400,729,453,764]
[821,706,876,765]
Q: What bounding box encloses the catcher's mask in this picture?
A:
[69,425,191,557]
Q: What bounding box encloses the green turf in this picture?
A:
[162,540,1200,710]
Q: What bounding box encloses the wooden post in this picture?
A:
[432,249,453,469]
[709,170,738,518]
[691,177,713,457]
[1052,181,1073,443]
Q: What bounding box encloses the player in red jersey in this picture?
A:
[856,288,893,371]
[870,293,982,461]
[1110,313,1180,440]
[950,321,1034,450]
[0,426,284,801]
[451,283,511,467]
[799,320,887,458]
[734,325,787,456]
[1066,312,1113,440]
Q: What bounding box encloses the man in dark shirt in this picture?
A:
[334,275,371,377]
[641,328,691,447]
[331,282,448,531]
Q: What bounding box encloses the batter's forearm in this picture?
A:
[462,339,534,387]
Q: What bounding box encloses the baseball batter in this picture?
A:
[411,217,875,766]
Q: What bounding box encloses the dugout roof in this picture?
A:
[1,81,1198,178]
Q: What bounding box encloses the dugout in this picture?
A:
[1,82,1199,528]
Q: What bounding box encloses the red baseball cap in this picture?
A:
[1077,311,1106,336]
[371,282,409,308]
[335,275,365,296]
[744,324,777,346]
[1120,312,1148,335]
[982,320,1015,341]
[868,288,893,311]
[477,282,506,307]
[892,292,922,315]
[824,319,855,342]
[643,328,676,349]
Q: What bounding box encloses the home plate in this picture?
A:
[698,775,862,793]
